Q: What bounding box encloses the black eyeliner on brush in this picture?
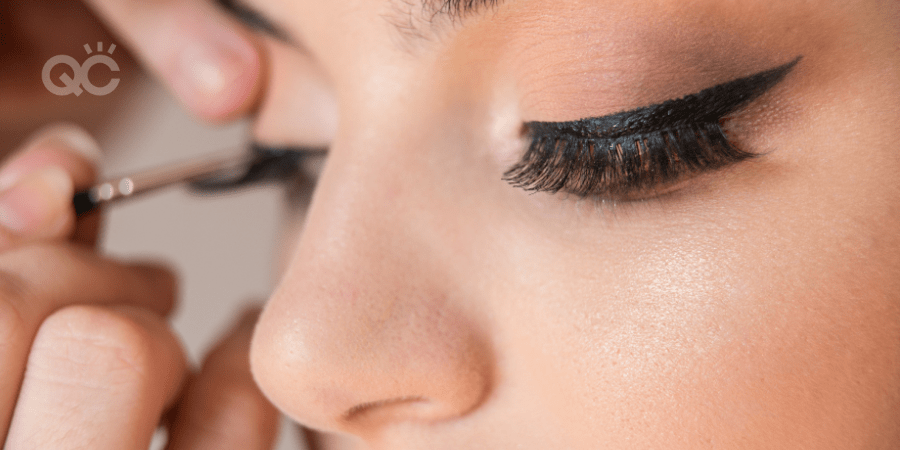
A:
[73,145,318,216]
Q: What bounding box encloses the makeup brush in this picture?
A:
[73,145,323,216]
[72,150,252,216]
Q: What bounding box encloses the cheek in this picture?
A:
[492,31,900,446]
[499,200,900,447]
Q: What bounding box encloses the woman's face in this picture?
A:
[238,0,900,447]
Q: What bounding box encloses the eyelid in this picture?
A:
[526,57,801,140]
[504,57,801,199]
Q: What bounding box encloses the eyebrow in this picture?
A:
[215,0,293,43]
[423,0,503,20]
[390,0,505,43]
[217,0,503,47]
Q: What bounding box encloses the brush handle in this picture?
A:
[73,150,250,216]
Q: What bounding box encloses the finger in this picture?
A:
[5,305,188,450]
[71,207,103,247]
[166,307,280,450]
[0,167,75,247]
[83,0,263,122]
[0,123,101,247]
[0,244,178,318]
[0,244,176,443]
[0,123,100,192]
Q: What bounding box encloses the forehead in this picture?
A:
[254,0,852,86]
[237,0,873,131]
[251,0,848,56]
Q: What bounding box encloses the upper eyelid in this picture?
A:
[526,57,802,139]
[503,58,802,197]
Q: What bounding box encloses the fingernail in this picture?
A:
[46,123,102,164]
[153,5,260,118]
[177,32,252,99]
[0,167,73,236]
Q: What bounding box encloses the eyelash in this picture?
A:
[502,118,752,199]
[504,58,800,200]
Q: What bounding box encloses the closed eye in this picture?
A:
[503,57,801,199]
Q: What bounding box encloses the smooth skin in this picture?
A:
[246,0,900,448]
[3,0,900,449]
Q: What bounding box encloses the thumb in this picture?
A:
[166,306,281,450]
[0,166,74,245]
[0,123,100,249]
[83,0,263,122]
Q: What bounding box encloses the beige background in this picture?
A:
[95,75,304,450]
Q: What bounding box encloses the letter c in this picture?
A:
[81,55,120,96]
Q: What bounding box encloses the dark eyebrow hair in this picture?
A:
[215,0,293,43]
[424,0,503,20]
[217,0,503,49]
[216,0,501,47]
[389,0,505,44]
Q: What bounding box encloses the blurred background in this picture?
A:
[1,2,304,448]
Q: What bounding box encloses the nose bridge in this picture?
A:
[251,116,494,434]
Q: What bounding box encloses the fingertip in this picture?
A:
[106,304,191,382]
[203,306,263,374]
[0,166,76,241]
[155,3,264,122]
[173,39,263,122]
[130,262,180,317]
[166,307,280,450]
[7,304,190,450]
[36,123,103,166]
[236,303,264,332]
[0,122,100,192]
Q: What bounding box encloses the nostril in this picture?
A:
[340,395,472,429]
[342,395,428,422]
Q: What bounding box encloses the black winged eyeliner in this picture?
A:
[504,57,801,197]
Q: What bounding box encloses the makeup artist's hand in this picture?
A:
[82,0,264,121]
[1,0,262,155]
[0,124,280,449]
[0,1,136,154]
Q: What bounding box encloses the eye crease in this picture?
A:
[504,57,802,199]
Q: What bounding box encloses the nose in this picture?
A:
[249,143,494,436]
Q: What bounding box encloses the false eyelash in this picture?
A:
[503,57,801,199]
[503,120,752,198]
